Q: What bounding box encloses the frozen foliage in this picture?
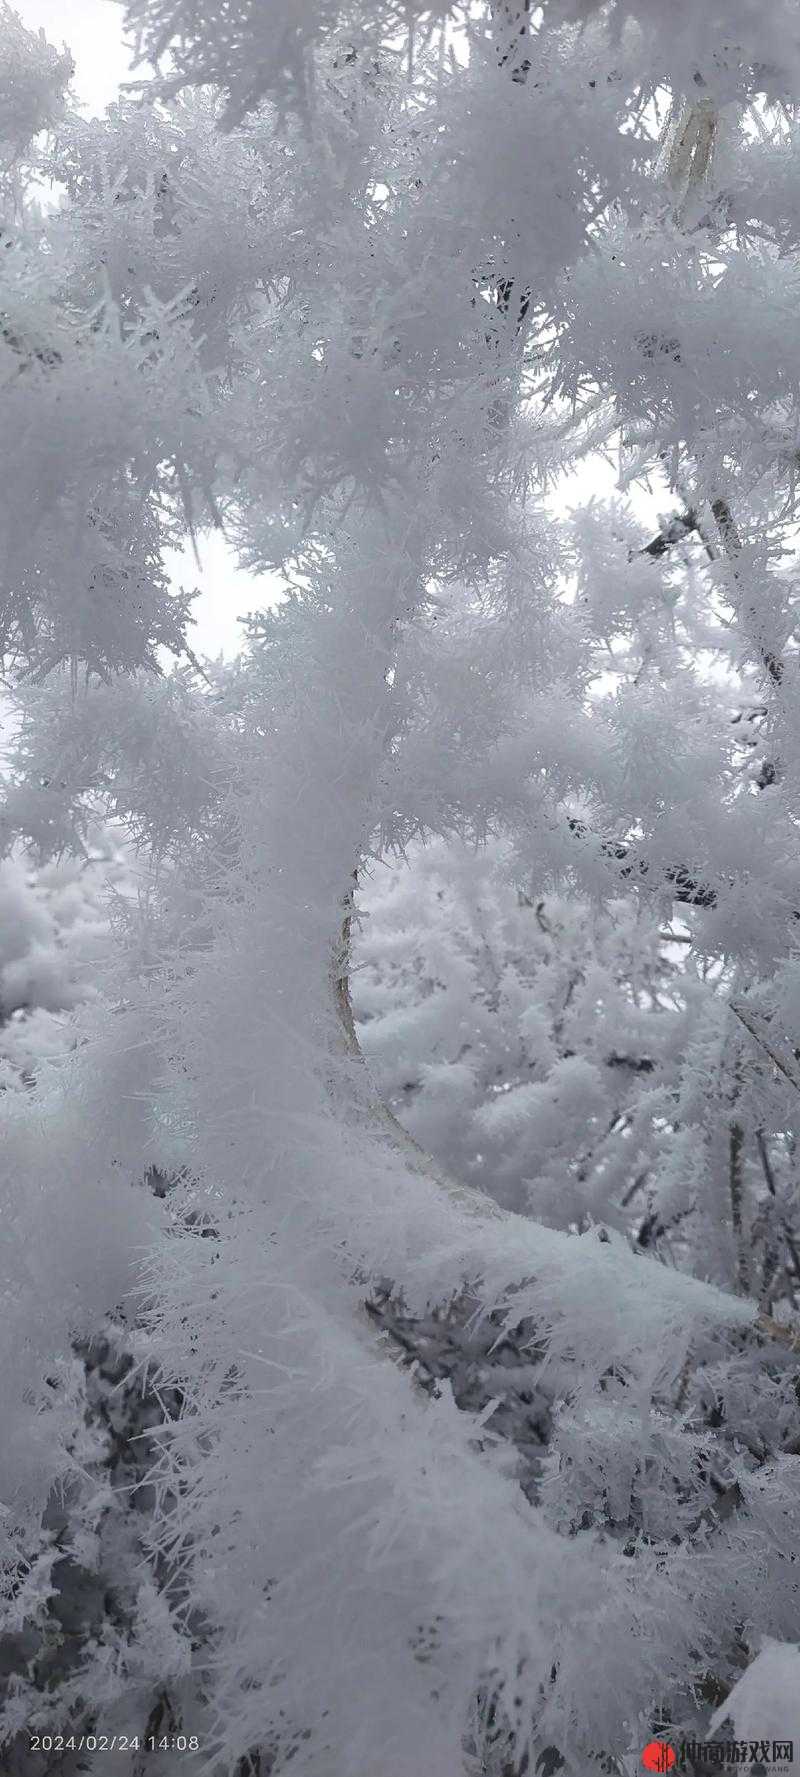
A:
[710,1643,800,1768]
[0,0,799,1770]
[0,831,129,1085]
[0,0,71,160]
[116,0,466,122]
[1,669,231,860]
[117,0,800,121]
[0,823,161,1512]
[0,1320,192,1777]
[354,839,800,1303]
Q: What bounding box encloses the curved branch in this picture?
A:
[330,883,800,1361]
[331,883,506,1222]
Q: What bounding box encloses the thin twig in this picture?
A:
[755,1128,800,1286]
[728,1121,748,1294]
[729,1002,800,1095]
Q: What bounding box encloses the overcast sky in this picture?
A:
[17,0,134,118]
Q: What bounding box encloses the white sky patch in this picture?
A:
[13,0,134,117]
[164,531,283,664]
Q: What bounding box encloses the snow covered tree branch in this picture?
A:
[1,1,800,1771]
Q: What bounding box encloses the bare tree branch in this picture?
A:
[729,1001,800,1095]
[635,508,700,559]
[729,1120,749,1294]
